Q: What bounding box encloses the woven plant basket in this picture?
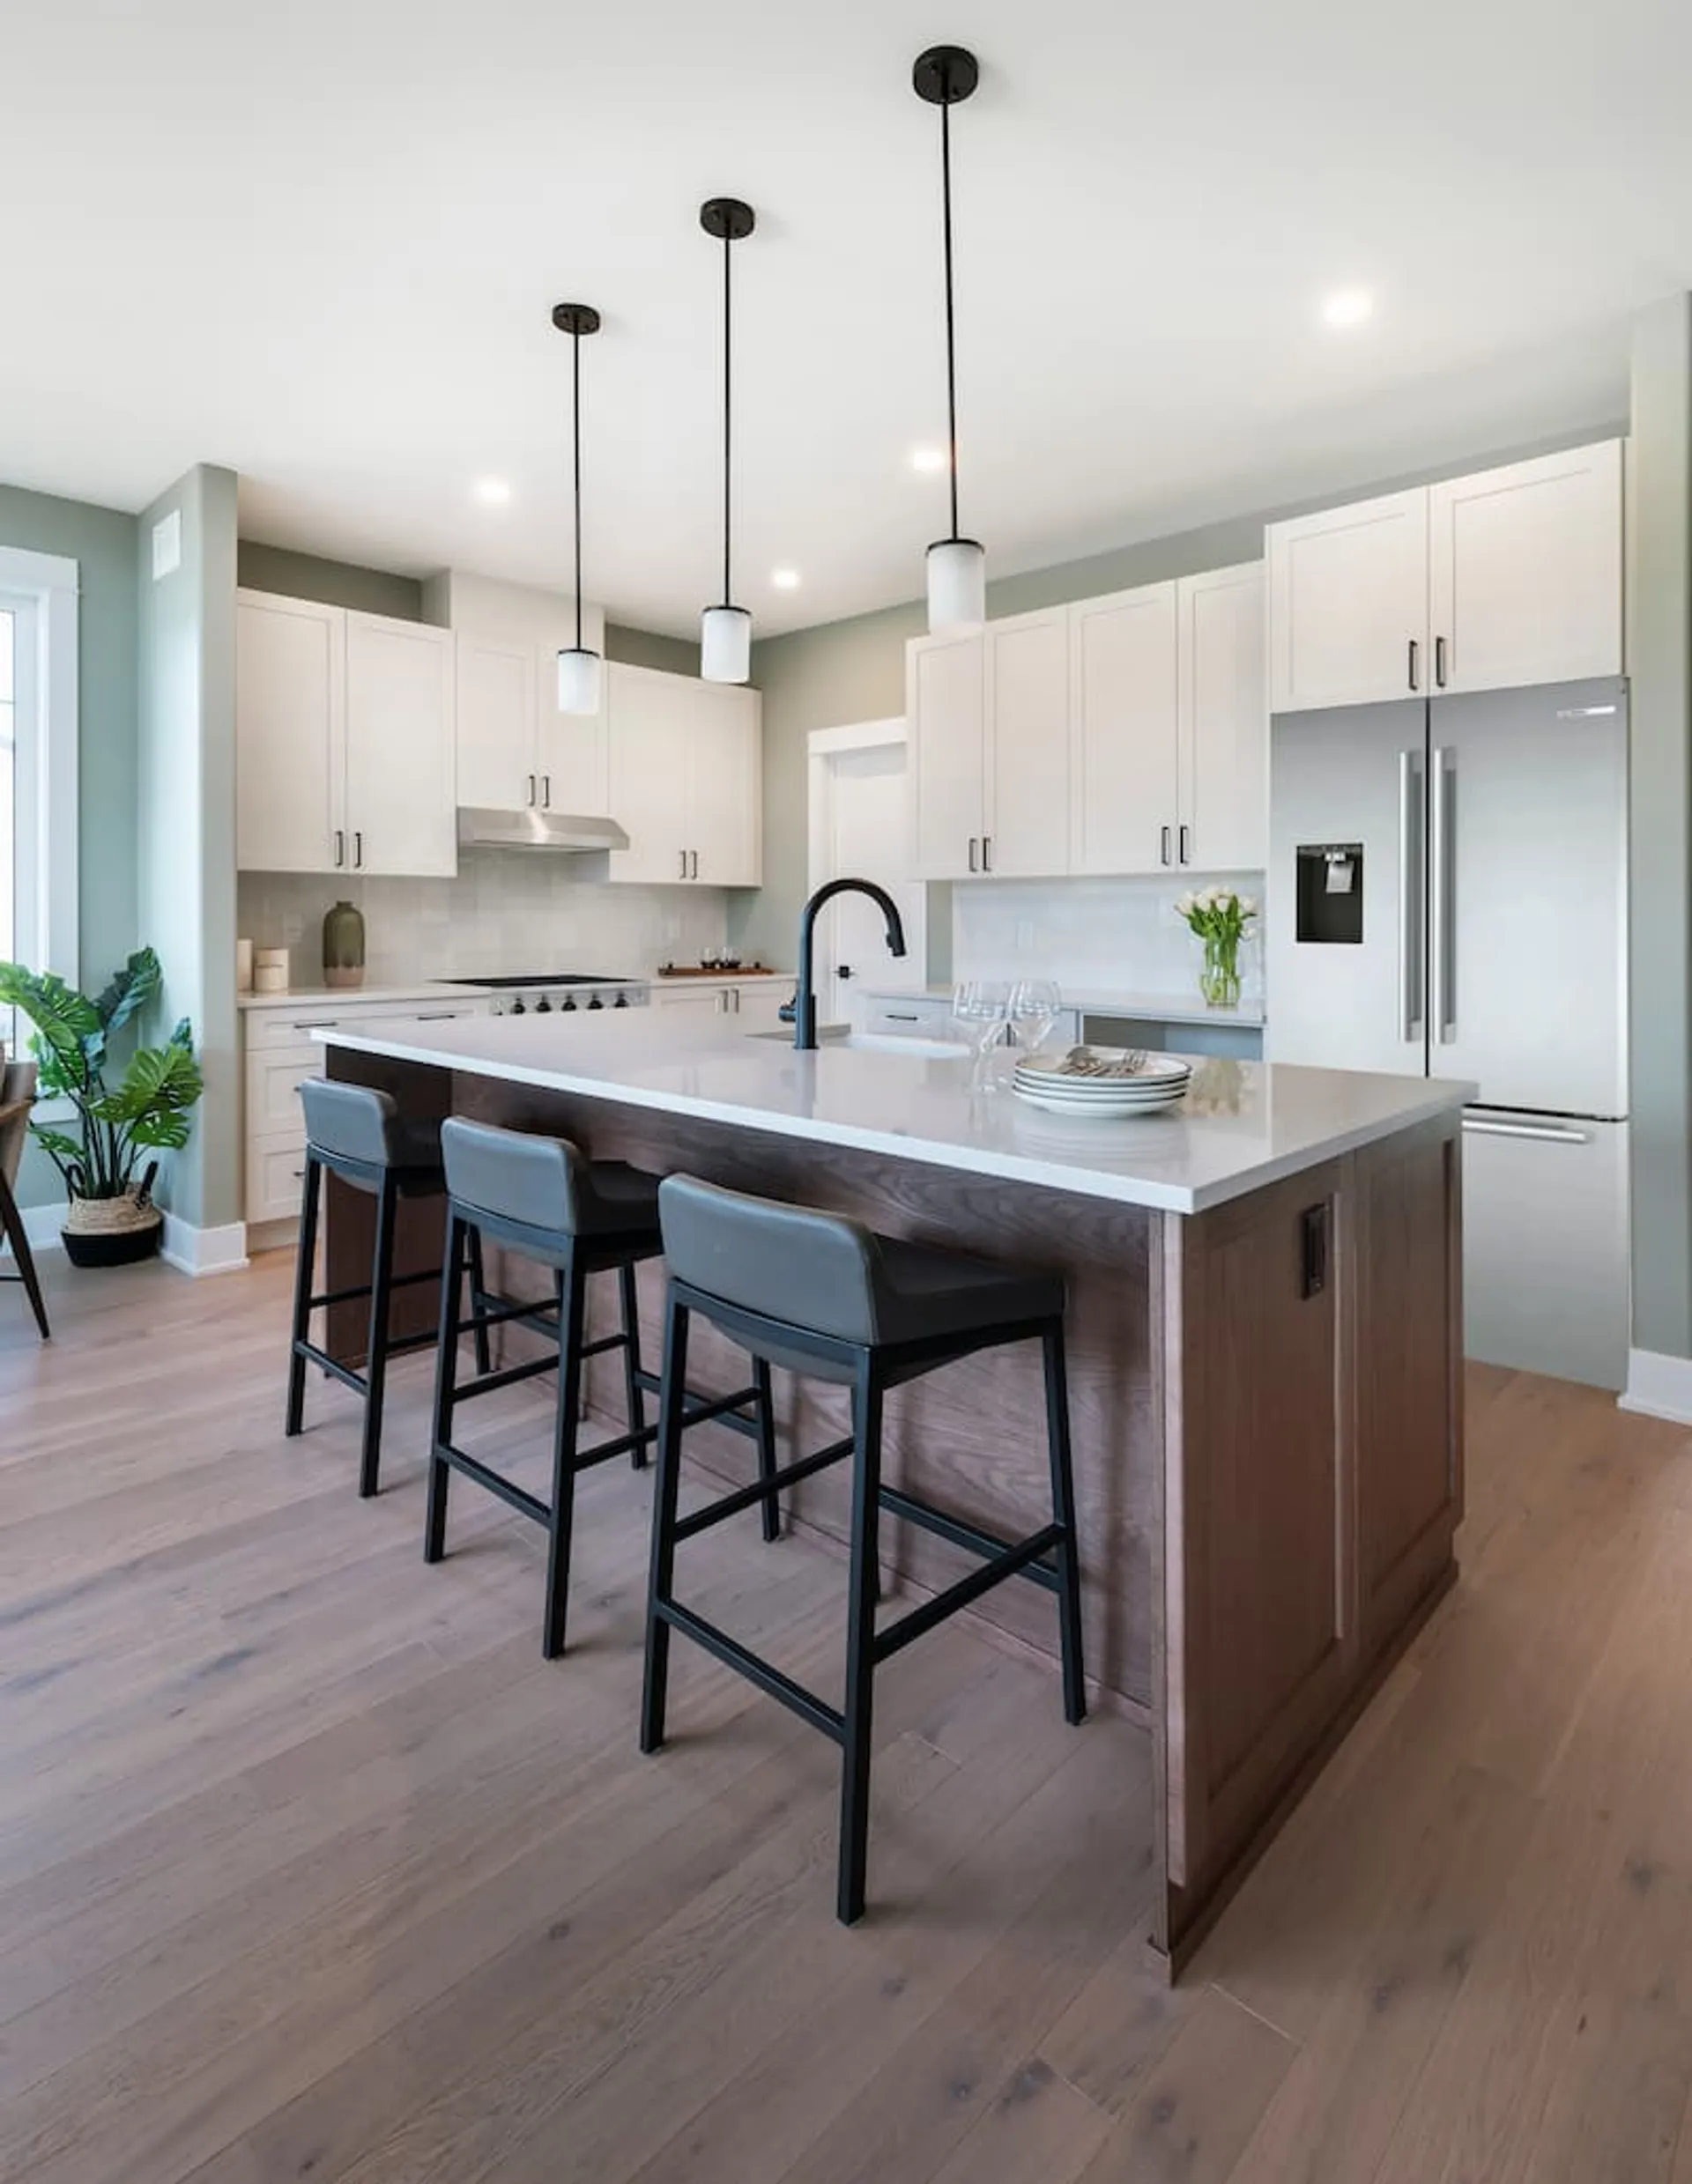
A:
[63,1188,163,1269]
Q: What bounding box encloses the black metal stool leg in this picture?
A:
[838,1357,885,1926]
[426,1212,467,1566]
[1042,1322,1087,1727]
[285,1155,323,1437]
[641,1292,691,1752]
[619,1260,648,1470]
[753,1358,781,1543]
[466,1225,493,1377]
[359,1173,399,1499]
[542,1253,588,1659]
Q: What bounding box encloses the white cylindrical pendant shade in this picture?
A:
[926,537,987,633]
[701,603,753,684]
[556,647,603,715]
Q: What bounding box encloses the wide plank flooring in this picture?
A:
[3,1249,1691,2182]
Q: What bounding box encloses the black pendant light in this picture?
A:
[913,44,985,632]
[552,300,602,714]
[699,196,755,683]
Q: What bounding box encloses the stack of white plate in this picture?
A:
[1012,1048,1191,1119]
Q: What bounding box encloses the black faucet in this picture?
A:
[793,878,908,1051]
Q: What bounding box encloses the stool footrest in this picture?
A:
[432,1440,551,1528]
[447,1349,562,1403]
[656,1600,845,1742]
[672,1432,856,1544]
[681,1383,765,1432]
[877,1484,1059,1582]
[873,1523,1065,1664]
[306,1264,443,1314]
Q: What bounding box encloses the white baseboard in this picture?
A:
[2,1198,68,1256]
[1618,1348,1692,1425]
[160,1216,249,1278]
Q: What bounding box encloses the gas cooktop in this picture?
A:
[437,974,634,989]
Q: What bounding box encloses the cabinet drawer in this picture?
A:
[863,996,954,1035]
[246,1048,319,1132]
[243,997,490,1050]
[247,1138,309,1225]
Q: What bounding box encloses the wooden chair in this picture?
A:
[0,1060,51,1338]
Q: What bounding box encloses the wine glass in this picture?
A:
[1008,978,1064,1056]
[952,979,1011,1085]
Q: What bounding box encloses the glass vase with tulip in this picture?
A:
[1174,886,1257,1010]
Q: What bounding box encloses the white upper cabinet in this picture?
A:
[455,634,535,811]
[1267,488,1430,713]
[983,611,1069,877]
[343,614,457,877]
[1069,583,1179,876]
[604,663,761,886]
[537,660,610,818]
[909,632,987,879]
[1178,563,1267,871]
[237,593,456,877]
[1268,440,1625,712]
[1429,441,1624,693]
[236,592,345,874]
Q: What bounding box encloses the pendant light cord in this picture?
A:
[940,85,960,544]
[571,326,584,652]
[722,226,733,606]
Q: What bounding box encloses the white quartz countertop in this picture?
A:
[856,981,1265,1030]
[318,1009,1469,1217]
[238,983,494,1012]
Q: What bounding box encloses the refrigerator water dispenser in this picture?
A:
[1295,844,1364,944]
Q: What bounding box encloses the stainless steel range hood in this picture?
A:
[456,807,630,854]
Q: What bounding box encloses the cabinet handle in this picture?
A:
[542,774,552,808]
[679,849,687,880]
[1179,824,1191,865]
[968,837,979,873]
[353,830,364,869]
[1160,825,1172,867]
[415,1011,458,1022]
[1407,638,1421,692]
[526,774,537,808]
[1435,636,1448,689]
[887,1011,920,1023]
[1301,1204,1329,1300]
[333,830,345,868]
[983,835,992,872]
[292,1019,338,1031]
[690,849,700,879]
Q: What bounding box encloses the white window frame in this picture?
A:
[0,545,79,1061]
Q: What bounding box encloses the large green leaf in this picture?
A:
[93,948,162,1039]
[127,1109,194,1152]
[91,1034,204,1127]
[29,1125,86,1170]
[0,963,99,1079]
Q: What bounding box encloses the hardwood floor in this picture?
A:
[2,1251,1690,2182]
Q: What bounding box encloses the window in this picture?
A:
[0,547,78,1044]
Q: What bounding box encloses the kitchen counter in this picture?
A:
[320,1008,1466,1975]
[318,1009,1458,1217]
[238,983,494,1011]
[856,979,1265,1030]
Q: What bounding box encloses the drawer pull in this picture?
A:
[886,1012,921,1023]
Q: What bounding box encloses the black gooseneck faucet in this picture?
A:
[792,878,908,1051]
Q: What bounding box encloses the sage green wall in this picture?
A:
[138,466,241,1235]
[605,624,697,674]
[0,485,140,1210]
[1627,298,1692,1362]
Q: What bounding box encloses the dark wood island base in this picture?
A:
[323,1042,1463,1978]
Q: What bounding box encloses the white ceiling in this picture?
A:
[4,0,1685,638]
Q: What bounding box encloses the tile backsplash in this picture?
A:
[951,872,1265,999]
[236,856,732,988]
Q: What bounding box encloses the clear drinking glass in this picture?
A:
[952,979,1011,1086]
[1008,978,1064,1055]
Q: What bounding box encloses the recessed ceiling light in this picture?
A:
[1321,288,1374,330]
[770,566,801,591]
[473,477,513,505]
[910,445,948,475]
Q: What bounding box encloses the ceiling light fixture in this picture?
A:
[1322,287,1374,329]
[771,566,801,590]
[551,301,603,714]
[700,196,756,684]
[473,477,512,505]
[914,43,985,633]
[910,446,948,475]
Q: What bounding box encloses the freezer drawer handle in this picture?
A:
[1462,1118,1593,1146]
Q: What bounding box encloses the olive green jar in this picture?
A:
[322,900,366,990]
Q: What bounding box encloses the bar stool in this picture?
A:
[642,1174,1087,1927]
[286,1079,482,1499]
[428,1118,779,1660]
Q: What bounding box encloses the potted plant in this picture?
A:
[0,947,204,1267]
[1173,886,1258,1010]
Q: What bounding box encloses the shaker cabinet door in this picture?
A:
[1267,488,1429,713]
[235,591,345,874]
[909,633,986,879]
[1069,582,1179,876]
[983,610,1069,877]
[455,634,535,812]
[605,663,690,883]
[344,613,456,877]
[686,684,762,886]
[1178,562,1266,870]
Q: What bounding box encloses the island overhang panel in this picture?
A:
[318,1020,1466,1974]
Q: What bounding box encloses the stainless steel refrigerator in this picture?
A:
[1265,677,1629,1389]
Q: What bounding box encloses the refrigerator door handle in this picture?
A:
[1398,748,1425,1041]
[1430,745,1456,1044]
[1462,1118,1592,1146]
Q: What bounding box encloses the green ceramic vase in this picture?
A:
[323,900,366,990]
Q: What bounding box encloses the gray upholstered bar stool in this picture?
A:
[286,1078,482,1499]
[429,1118,778,1660]
[642,1174,1087,1926]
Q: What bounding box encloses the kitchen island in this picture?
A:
[318,1011,1470,1974]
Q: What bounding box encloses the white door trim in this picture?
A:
[806,719,926,1018]
[806,716,907,759]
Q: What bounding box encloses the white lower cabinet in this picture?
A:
[650,980,790,1027]
[1461,1113,1629,1391]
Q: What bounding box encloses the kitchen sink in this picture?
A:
[747,1026,969,1061]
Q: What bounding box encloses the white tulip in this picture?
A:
[1175,892,1196,917]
